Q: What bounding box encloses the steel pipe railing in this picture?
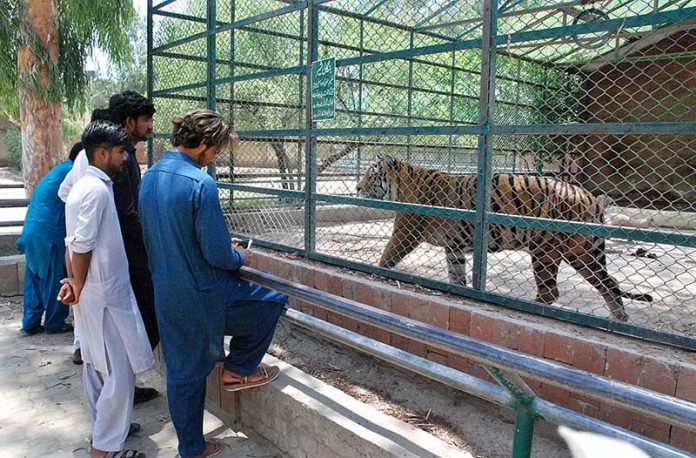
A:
[239,266,696,458]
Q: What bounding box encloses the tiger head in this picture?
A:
[356,155,399,200]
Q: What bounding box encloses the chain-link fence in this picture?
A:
[149,0,696,349]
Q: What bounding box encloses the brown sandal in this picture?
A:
[222,364,280,392]
[190,438,224,458]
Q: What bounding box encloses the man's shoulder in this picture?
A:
[69,175,109,200]
[148,157,210,182]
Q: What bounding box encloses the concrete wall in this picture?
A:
[578,28,696,211]
[248,249,696,454]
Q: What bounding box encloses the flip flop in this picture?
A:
[190,438,224,458]
[222,364,280,392]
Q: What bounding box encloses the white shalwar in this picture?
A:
[59,149,88,350]
[65,165,154,452]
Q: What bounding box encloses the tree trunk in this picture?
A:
[18,0,62,198]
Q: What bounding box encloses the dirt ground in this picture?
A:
[269,319,570,458]
[0,295,281,458]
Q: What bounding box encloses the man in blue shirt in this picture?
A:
[139,109,286,458]
[17,145,81,335]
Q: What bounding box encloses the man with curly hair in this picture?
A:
[139,109,286,458]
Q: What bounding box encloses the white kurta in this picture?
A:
[59,149,88,202]
[60,149,88,349]
[65,166,154,375]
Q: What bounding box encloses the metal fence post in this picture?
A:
[304,1,318,255]
[206,0,217,179]
[146,0,154,168]
[472,0,498,291]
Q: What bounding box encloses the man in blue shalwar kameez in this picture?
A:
[17,146,81,335]
[139,109,287,458]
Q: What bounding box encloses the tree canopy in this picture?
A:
[0,0,136,124]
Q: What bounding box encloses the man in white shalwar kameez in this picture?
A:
[60,121,154,458]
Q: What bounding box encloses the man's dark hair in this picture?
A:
[81,121,129,163]
[90,108,111,123]
[108,91,156,126]
[170,109,232,150]
[69,142,83,162]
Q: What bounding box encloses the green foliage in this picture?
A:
[530,68,584,164]
[92,14,147,109]
[5,126,22,169]
[0,0,136,120]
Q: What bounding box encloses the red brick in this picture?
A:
[520,375,543,392]
[327,276,343,296]
[301,268,314,287]
[631,415,670,443]
[598,402,633,429]
[314,271,329,292]
[275,261,291,281]
[311,305,328,321]
[263,255,277,272]
[467,363,496,384]
[490,319,520,350]
[326,311,342,326]
[390,292,419,318]
[355,283,375,306]
[541,383,570,405]
[469,314,496,343]
[519,328,545,357]
[567,393,600,418]
[341,280,355,300]
[288,263,302,283]
[450,355,473,373]
[426,346,449,366]
[676,367,696,402]
[254,255,267,271]
[639,359,677,395]
[362,323,391,344]
[544,333,574,365]
[410,300,448,329]
[287,297,300,311]
[670,427,696,454]
[371,288,392,312]
[390,335,427,357]
[449,307,471,335]
[572,340,606,375]
[605,348,641,383]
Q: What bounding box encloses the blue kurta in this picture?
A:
[17,159,73,331]
[139,151,285,383]
[18,159,73,277]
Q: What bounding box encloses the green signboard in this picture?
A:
[311,57,336,121]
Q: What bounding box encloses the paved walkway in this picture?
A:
[0,295,281,458]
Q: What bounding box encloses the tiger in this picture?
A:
[356,155,653,321]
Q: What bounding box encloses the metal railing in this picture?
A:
[239,266,696,458]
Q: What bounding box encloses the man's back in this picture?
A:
[18,160,73,277]
[140,150,245,299]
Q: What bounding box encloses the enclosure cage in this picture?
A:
[147,0,696,350]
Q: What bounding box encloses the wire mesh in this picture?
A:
[149,0,696,349]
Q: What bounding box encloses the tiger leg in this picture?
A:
[379,215,422,269]
[567,253,628,322]
[445,245,468,285]
[531,249,562,304]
